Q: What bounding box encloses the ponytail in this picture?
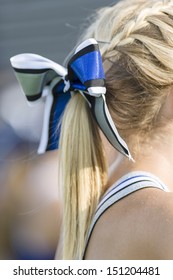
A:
[59,93,107,259]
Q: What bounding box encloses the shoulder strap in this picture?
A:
[82,172,168,258]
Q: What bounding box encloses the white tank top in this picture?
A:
[83,171,168,258]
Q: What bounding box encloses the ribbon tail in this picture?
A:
[37,86,54,154]
[39,78,71,153]
[90,94,133,160]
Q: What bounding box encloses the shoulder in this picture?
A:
[134,189,173,259]
[148,190,173,259]
[85,188,173,259]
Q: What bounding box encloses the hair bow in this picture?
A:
[10,38,132,159]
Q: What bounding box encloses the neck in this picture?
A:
[107,133,173,191]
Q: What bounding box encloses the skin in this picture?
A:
[84,88,173,260]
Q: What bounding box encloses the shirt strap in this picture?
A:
[82,172,168,259]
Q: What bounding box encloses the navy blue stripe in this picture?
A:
[95,175,163,215]
[26,92,42,101]
[13,67,50,74]
[102,100,129,156]
[103,174,163,200]
[84,79,105,88]
[68,44,99,65]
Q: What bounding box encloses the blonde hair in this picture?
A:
[59,94,107,259]
[59,0,173,259]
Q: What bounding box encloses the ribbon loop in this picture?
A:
[67,38,106,97]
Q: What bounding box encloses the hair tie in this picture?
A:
[10,38,132,159]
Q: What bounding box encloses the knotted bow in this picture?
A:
[10,38,132,159]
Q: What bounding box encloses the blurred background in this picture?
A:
[0,0,114,259]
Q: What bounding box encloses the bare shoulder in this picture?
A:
[149,190,173,259]
[84,188,173,259]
